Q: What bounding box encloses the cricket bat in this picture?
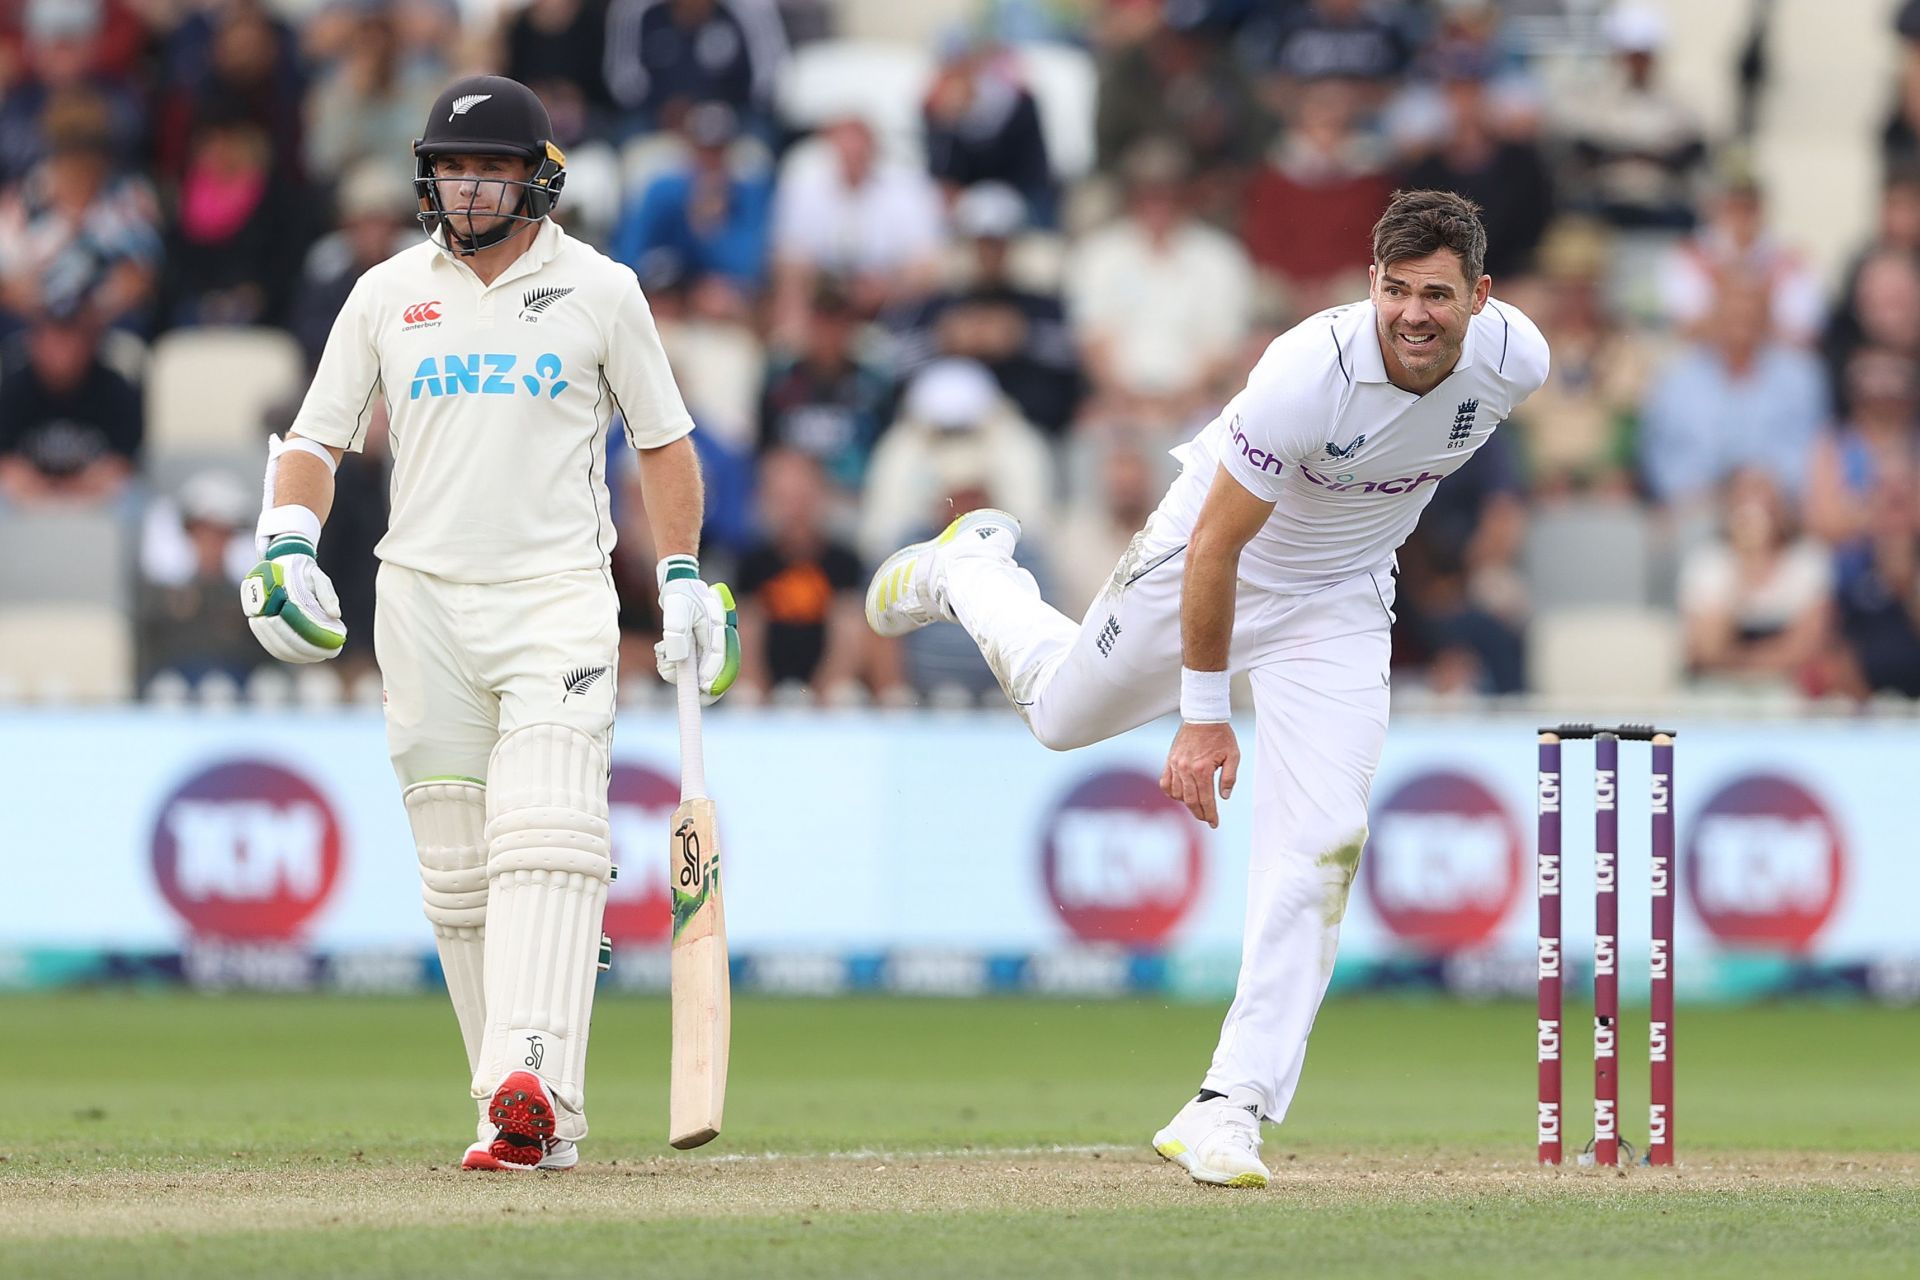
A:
[669,661,730,1149]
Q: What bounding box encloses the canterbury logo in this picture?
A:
[449,94,491,120]
[401,301,441,325]
[519,286,575,322]
[562,665,608,698]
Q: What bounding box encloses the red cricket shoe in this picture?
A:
[461,1070,580,1172]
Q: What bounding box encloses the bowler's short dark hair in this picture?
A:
[1371,189,1488,283]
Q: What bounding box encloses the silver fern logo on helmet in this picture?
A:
[449,93,492,121]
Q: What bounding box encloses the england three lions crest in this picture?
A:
[1446,399,1479,450]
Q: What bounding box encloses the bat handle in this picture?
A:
[676,661,706,801]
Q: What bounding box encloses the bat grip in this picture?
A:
[676,661,706,801]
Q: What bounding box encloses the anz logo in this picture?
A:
[409,352,570,400]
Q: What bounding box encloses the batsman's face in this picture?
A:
[1370,250,1490,393]
[431,153,533,239]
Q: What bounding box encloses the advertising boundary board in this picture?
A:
[1,709,1914,1001]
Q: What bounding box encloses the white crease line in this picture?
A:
[682,1143,1140,1165]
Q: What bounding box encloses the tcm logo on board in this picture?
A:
[603,763,679,944]
[1362,771,1523,952]
[150,761,342,940]
[1686,773,1844,950]
[1040,769,1204,946]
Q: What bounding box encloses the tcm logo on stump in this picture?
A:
[151,761,342,940]
[1687,773,1845,949]
[1040,769,1204,945]
[604,763,679,944]
[1363,771,1523,952]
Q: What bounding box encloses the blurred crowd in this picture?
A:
[2,0,1918,707]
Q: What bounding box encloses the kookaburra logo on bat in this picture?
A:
[676,818,704,893]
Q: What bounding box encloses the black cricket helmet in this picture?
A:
[412,75,567,254]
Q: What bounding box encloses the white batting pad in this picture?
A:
[405,779,489,1078]
[475,723,612,1141]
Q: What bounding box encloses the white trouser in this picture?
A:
[375,563,620,1138]
[946,510,1393,1124]
[374,564,620,787]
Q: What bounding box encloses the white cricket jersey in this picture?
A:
[1163,296,1550,594]
[291,219,694,584]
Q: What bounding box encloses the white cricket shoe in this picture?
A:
[461,1070,580,1172]
[1152,1094,1271,1189]
[865,508,1021,638]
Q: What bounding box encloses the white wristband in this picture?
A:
[656,554,700,590]
[256,503,322,556]
[1180,667,1230,723]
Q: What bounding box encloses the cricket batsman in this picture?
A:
[867,190,1549,1188]
[239,75,737,1170]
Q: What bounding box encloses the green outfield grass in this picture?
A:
[3,994,1917,1278]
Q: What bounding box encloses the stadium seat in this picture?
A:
[145,450,259,512]
[832,0,975,45]
[775,40,934,158]
[144,328,306,460]
[0,604,134,701]
[1527,605,1682,701]
[1523,500,1657,610]
[0,507,131,606]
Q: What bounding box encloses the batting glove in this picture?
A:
[241,535,347,663]
[655,554,739,705]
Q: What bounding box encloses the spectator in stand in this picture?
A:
[1506,219,1652,497]
[885,181,1083,435]
[1094,1,1267,207]
[923,35,1054,225]
[1241,76,1392,324]
[732,448,867,703]
[857,357,1054,568]
[1412,0,1531,84]
[1884,0,1920,174]
[1825,168,1920,406]
[136,469,263,688]
[611,101,771,304]
[303,3,442,188]
[1678,468,1833,692]
[1066,137,1251,425]
[502,0,615,141]
[1239,0,1414,115]
[602,0,787,134]
[759,280,894,496]
[1824,237,1920,417]
[1659,162,1824,346]
[0,0,145,189]
[1831,469,1920,698]
[155,0,304,190]
[10,0,145,81]
[1398,48,1554,280]
[642,252,765,465]
[1555,2,1707,232]
[160,109,304,327]
[768,115,943,344]
[0,89,159,334]
[1639,282,1828,509]
[287,160,416,368]
[1806,348,1920,549]
[0,300,141,506]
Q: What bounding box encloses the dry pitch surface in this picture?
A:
[5,995,1917,1278]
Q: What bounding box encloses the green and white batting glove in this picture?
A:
[241,534,347,663]
[654,554,738,705]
